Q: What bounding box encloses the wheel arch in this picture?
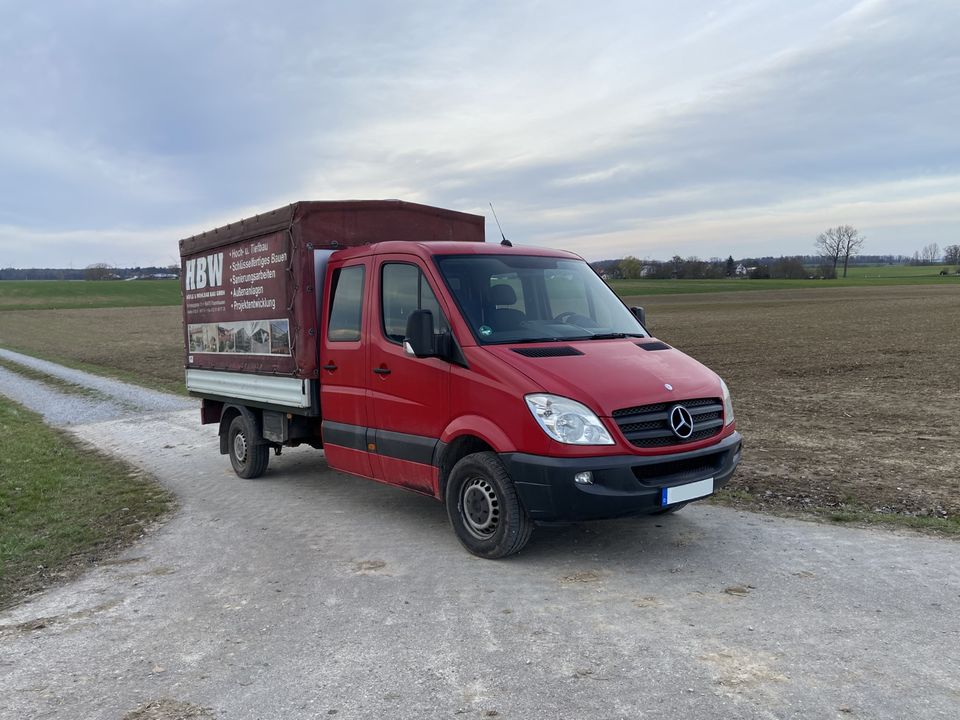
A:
[218,404,263,455]
[437,416,516,500]
[436,433,495,502]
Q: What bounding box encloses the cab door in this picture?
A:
[319,258,375,479]
[368,255,453,495]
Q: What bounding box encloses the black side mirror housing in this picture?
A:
[404,309,436,358]
[630,306,646,326]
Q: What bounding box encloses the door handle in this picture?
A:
[372,367,392,376]
[322,362,338,372]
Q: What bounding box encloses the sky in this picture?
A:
[0,0,957,267]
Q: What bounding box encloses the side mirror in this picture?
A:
[630,306,646,326]
[404,309,436,358]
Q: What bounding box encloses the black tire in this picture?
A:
[652,502,687,515]
[445,451,533,559]
[228,414,269,479]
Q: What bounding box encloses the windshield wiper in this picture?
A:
[500,337,569,344]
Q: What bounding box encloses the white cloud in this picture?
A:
[0,0,957,265]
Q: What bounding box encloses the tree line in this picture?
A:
[0,265,179,281]
[595,226,959,280]
[602,255,814,280]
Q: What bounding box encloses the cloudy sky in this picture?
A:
[1,0,957,267]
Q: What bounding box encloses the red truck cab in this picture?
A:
[182,201,741,558]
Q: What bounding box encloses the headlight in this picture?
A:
[720,379,735,426]
[524,394,614,445]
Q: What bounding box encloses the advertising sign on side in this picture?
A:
[183,231,299,373]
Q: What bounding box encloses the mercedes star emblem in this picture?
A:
[669,405,694,439]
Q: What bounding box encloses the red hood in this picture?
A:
[482,339,722,416]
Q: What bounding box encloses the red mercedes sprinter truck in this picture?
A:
[181,200,741,557]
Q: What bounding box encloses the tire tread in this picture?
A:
[446,451,533,558]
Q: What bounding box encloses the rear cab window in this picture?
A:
[327,265,365,342]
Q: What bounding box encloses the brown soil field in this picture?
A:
[0,306,185,394]
[628,284,960,524]
[1,285,958,526]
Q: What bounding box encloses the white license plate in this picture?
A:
[661,477,714,506]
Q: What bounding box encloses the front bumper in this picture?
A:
[500,431,742,522]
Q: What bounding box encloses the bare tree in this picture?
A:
[839,225,865,278]
[815,228,843,278]
[943,244,960,265]
[816,225,864,278]
[84,263,115,281]
[919,243,940,264]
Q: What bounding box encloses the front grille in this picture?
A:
[612,397,724,448]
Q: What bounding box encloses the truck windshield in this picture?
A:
[434,254,646,344]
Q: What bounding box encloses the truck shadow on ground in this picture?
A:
[237,447,715,567]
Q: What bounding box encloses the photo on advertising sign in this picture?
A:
[187,319,291,356]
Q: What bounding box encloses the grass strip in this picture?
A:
[609,274,959,296]
[0,356,115,401]
[0,345,186,396]
[0,279,181,312]
[0,396,175,608]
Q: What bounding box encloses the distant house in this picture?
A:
[640,265,656,278]
[735,263,748,277]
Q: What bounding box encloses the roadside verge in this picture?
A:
[0,354,181,608]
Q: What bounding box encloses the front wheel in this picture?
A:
[445,452,533,559]
[228,414,269,479]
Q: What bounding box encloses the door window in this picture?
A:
[327,265,364,342]
[381,263,450,343]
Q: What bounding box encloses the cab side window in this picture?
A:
[327,265,364,342]
[381,263,450,343]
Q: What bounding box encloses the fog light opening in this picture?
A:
[574,471,594,485]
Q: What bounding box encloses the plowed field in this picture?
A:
[628,285,960,523]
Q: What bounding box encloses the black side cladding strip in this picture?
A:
[372,428,438,466]
[321,421,367,452]
[322,421,439,465]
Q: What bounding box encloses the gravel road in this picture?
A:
[1,354,958,720]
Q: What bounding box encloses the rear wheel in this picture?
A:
[228,414,269,479]
[445,452,533,559]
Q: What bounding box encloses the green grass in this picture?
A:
[840,263,957,279]
[0,345,187,397]
[0,396,174,608]
[0,356,114,401]
[610,273,958,296]
[0,279,181,311]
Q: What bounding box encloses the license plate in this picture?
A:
[661,477,714,506]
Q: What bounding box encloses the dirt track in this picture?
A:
[1,358,959,719]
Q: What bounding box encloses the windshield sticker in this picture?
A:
[479,325,493,337]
